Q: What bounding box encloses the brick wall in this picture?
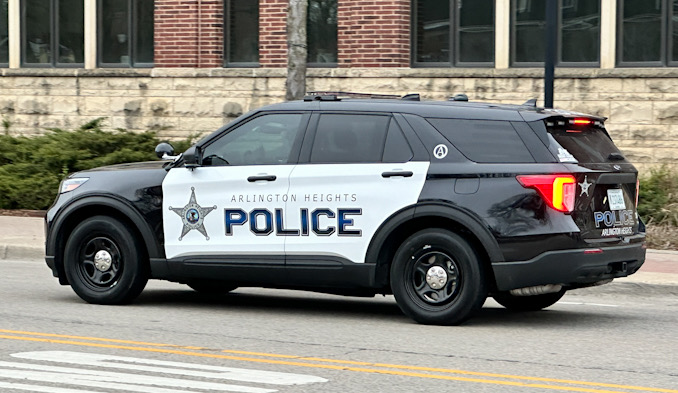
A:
[155,0,223,67]
[337,0,410,67]
[259,0,289,67]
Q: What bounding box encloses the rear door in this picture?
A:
[285,112,430,264]
[537,117,641,241]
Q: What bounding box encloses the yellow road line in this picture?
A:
[0,330,675,393]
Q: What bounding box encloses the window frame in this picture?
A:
[411,0,495,68]
[20,0,84,68]
[306,0,338,68]
[223,0,259,68]
[510,0,601,68]
[97,0,153,68]
[1,0,8,67]
[616,0,673,67]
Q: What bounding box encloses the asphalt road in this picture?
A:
[1,258,677,393]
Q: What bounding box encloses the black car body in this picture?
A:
[45,96,646,325]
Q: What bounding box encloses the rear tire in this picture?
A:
[492,289,566,311]
[64,216,148,304]
[390,229,487,325]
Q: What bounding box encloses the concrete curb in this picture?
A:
[1,244,45,261]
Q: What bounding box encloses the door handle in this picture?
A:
[382,171,413,178]
[247,175,277,182]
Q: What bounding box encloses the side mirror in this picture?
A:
[183,146,201,169]
[155,142,175,159]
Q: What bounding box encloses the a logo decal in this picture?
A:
[169,187,217,241]
[433,144,448,159]
[578,175,592,197]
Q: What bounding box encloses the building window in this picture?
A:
[413,0,495,67]
[1,0,7,66]
[617,0,678,66]
[511,0,600,66]
[307,0,337,66]
[21,0,84,67]
[224,0,258,66]
[98,0,153,67]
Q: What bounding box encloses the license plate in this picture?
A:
[607,189,626,210]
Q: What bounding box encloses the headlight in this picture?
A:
[60,178,89,193]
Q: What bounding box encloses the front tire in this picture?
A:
[64,216,149,304]
[492,289,566,312]
[390,229,487,325]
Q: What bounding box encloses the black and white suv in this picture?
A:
[45,94,646,325]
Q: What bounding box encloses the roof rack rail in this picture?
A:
[449,94,469,102]
[305,91,403,100]
[401,93,420,101]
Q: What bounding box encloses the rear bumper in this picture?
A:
[492,243,646,291]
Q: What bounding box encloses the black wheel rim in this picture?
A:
[407,249,461,306]
[76,236,122,290]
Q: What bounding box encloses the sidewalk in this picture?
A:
[2,215,678,287]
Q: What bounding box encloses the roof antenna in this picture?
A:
[522,98,537,107]
[401,93,420,101]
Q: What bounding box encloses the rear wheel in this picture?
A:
[64,216,148,304]
[390,229,487,325]
[186,280,237,295]
[492,289,566,311]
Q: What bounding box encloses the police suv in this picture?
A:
[44,94,646,325]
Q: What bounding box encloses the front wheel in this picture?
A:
[492,289,566,312]
[63,216,149,304]
[390,229,487,325]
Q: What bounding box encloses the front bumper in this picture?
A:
[492,243,646,291]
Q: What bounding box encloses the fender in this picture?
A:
[47,194,164,267]
[365,201,503,287]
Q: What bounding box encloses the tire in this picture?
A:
[390,229,487,325]
[492,289,566,312]
[63,216,149,305]
[187,280,237,295]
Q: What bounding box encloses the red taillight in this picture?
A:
[517,175,577,213]
[635,178,640,209]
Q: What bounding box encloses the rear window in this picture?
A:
[542,122,623,164]
[426,118,535,163]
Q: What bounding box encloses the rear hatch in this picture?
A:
[540,117,642,243]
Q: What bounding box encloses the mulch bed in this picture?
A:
[0,209,47,217]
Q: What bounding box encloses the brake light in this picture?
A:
[517,175,577,213]
[635,178,640,209]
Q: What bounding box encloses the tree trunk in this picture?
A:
[285,0,308,101]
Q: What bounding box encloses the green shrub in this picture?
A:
[638,165,678,226]
[0,119,195,210]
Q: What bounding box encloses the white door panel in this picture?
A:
[162,165,294,259]
[285,162,430,263]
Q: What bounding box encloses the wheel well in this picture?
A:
[54,205,149,285]
[375,216,497,292]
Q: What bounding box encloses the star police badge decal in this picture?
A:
[578,175,592,197]
[169,187,217,241]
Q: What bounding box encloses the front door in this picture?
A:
[162,113,307,260]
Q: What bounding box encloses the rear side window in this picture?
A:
[310,114,390,163]
[546,125,622,164]
[427,119,535,163]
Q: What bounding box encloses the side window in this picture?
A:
[383,119,413,163]
[427,118,535,163]
[202,114,303,166]
[310,114,390,163]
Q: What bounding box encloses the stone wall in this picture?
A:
[1,67,677,171]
